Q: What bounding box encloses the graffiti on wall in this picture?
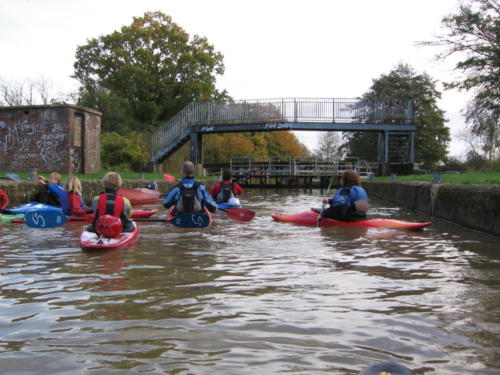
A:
[0,117,67,170]
[70,148,81,172]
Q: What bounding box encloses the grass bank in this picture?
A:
[374,172,500,185]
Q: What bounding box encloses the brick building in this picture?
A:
[0,104,101,174]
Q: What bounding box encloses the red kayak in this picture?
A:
[11,209,158,224]
[271,210,432,229]
[118,188,161,205]
[80,221,140,250]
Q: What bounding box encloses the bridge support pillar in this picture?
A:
[190,132,203,167]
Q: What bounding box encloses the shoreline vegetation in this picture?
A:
[1,171,499,185]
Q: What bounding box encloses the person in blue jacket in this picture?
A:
[320,169,368,221]
[46,172,70,212]
[163,161,217,214]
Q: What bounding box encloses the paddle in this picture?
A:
[25,210,210,229]
[318,175,336,227]
[218,207,255,222]
[163,173,178,182]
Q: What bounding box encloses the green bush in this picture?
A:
[101,131,149,171]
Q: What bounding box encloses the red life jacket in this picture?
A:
[96,192,125,219]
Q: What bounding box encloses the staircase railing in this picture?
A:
[150,98,414,162]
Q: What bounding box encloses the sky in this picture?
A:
[0,0,470,157]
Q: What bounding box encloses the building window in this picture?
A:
[74,114,83,147]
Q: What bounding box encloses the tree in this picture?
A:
[74,11,227,132]
[421,0,499,158]
[101,131,149,171]
[343,63,450,169]
[203,131,310,162]
[0,76,63,106]
[314,132,344,161]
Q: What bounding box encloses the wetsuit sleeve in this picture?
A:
[91,196,99,212]
[198,184,217,213]
[163,187,179,209]
[123,197,132,219]
[0,189,8,210]
[233,183,244,195]
[351,186,368,202]
[208,182,221,198]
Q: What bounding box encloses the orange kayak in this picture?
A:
[271,210,431,229]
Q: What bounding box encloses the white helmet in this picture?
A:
[227,197,240,206]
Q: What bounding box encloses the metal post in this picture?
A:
[332,98,335,123]
[190,132,203,165]
[384,131,389,163]
[294,99,297,122]
[410,132,416,163]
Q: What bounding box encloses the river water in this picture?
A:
[0,189,499,375]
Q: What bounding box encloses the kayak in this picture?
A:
[1,213,24,223]
[167,206,212,228]
[67,208,158,221]
[271,210,432,229]
[118,188,161,205]
[217,203,242,210]
[11,209,158,224]
[80,221,140,250]
[4,202,62,214]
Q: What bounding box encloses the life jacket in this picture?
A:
[216,181,234,203]
[48,183,69,213]
[67,191,86,214]
[176,181,202,213]
[94,192,126,222]
[331,186,352,207]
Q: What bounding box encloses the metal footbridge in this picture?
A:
[149,98,416,166]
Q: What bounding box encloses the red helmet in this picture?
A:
[96,215,122,238]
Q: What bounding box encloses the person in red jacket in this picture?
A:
[65,175,93,216]
[0,188,9,210]
[208,170,244,203]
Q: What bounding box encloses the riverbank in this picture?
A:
[363,180,500,238]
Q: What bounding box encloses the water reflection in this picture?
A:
[0,189,499,374]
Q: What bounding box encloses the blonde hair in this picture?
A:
[49,172,61,183]
[102,172,122,189]
[65,175,83,196]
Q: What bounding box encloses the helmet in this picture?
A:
[227,197,240,206]
[144,181,159,190]
[96,215,123,238]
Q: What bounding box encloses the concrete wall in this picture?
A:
[0,180,181,208]
[363,181,500,237]
[0,105,101,174]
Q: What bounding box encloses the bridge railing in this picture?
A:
[227,156,373,178]
[151,98,414,160]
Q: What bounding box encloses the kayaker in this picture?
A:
[319,169,368,221]
[0,188,9,210]
[87,172,134,233]
[32,174,61,206]
[208,170,244,203]
[163,161,217,214]
[65,175,93,216]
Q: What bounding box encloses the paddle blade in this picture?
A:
[223,208,255,222]
[168,213,211,228]
[25,209,68,228]
[163,173,177,182]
